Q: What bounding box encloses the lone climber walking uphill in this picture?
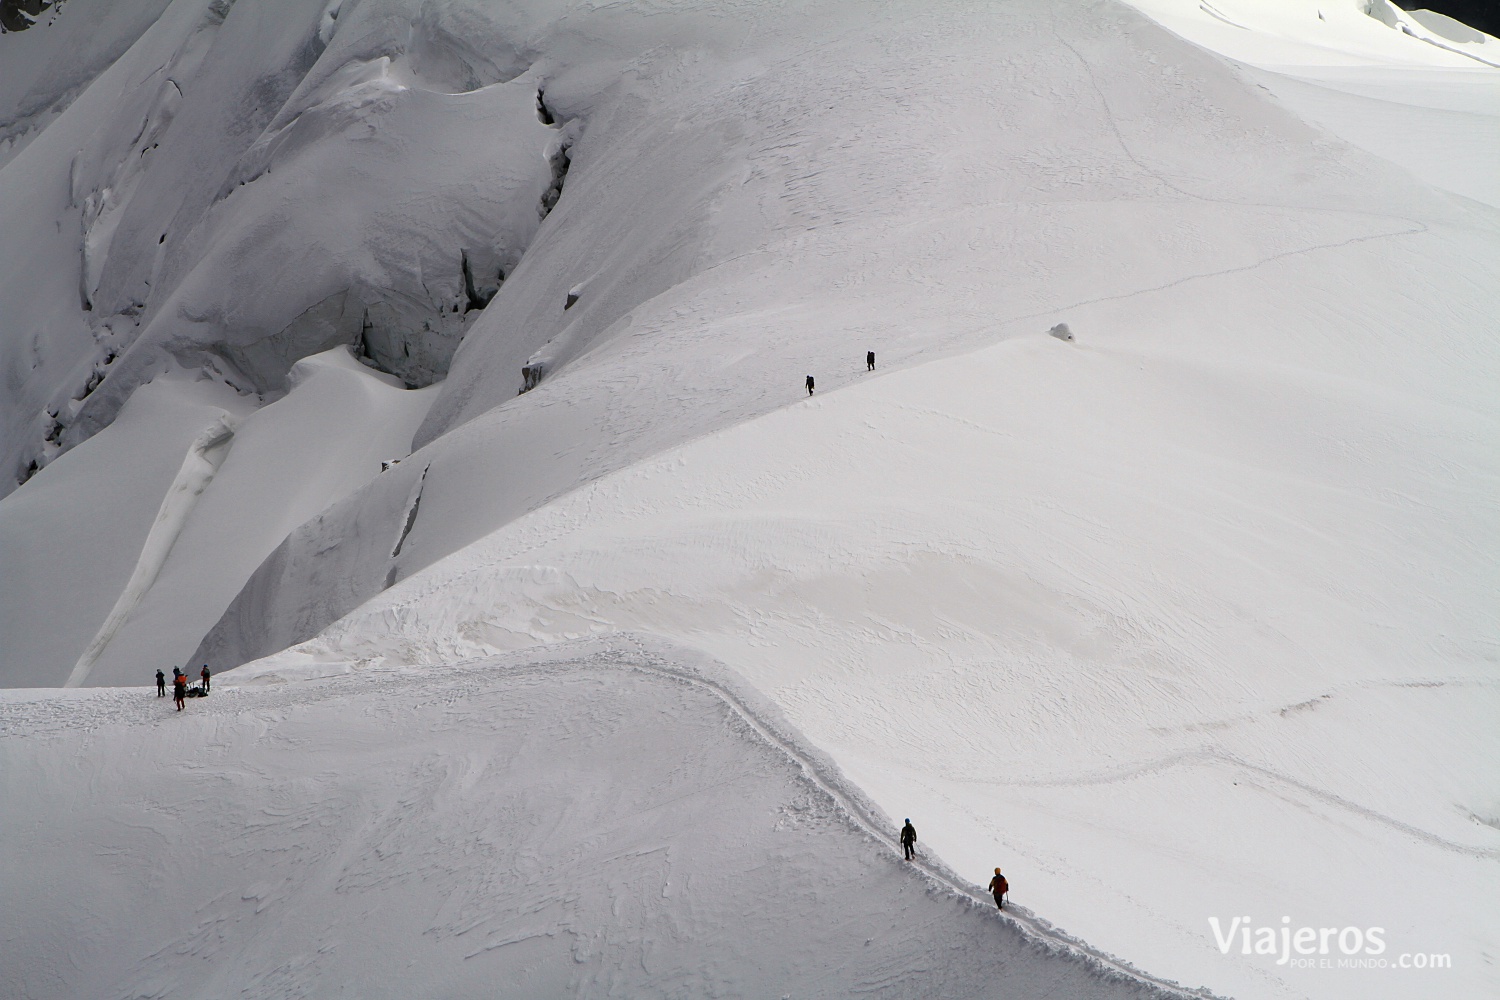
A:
[900,819,916,860]
[989,868,1009,910]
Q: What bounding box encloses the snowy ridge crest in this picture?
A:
[226,630,1222,998]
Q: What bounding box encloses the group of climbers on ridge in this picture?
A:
[155,664,210,710]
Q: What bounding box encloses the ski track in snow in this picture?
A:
[256,279,1500,999]
[999,212,1429,330]
[604,638,1224,997]
[953,738,1500,862]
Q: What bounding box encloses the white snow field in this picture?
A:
[1127,0,1500,209]
[2,0,1498,997]
[0,641,1180,1000]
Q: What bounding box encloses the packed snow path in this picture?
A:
[0,647,1204,1000]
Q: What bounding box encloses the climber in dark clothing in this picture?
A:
[156,669,166,697]
[200,664,211,693]
[900,819,917,860]
[806,375,815,396]
[867,351,875,371]
[172,672,186,711]
[988,868,1009,910]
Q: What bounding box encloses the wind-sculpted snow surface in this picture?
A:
[2,0,1488,687]
[0,643,1190,1000]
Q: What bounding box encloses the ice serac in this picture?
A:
[0,0,556,496]
[61,0,559,434]
[0,0,174,165]
[4,1,1499,998]
[73,348,438,688]
[0,0,214,497]
[198,0,1469,670]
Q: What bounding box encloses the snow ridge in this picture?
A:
[562,634,1226,999]
[226,633,1223,998]
[3,641,1210,999]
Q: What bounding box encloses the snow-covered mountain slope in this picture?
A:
[1,0,1488,686]
[1127,0,1500,69]
[0,348,435,687]
[192,0,1486,674]
[2,0,1497,997]
[0,0,175,166]
[240,219,1500,998]
[1242,63,1500,210]
[1125,0,1500,209]
[0,642,1182,1000]
[0,375,250,687]
[0,0,559,496]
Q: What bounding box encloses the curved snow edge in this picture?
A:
[610,633,1226,999]
[305,631,1227,999]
